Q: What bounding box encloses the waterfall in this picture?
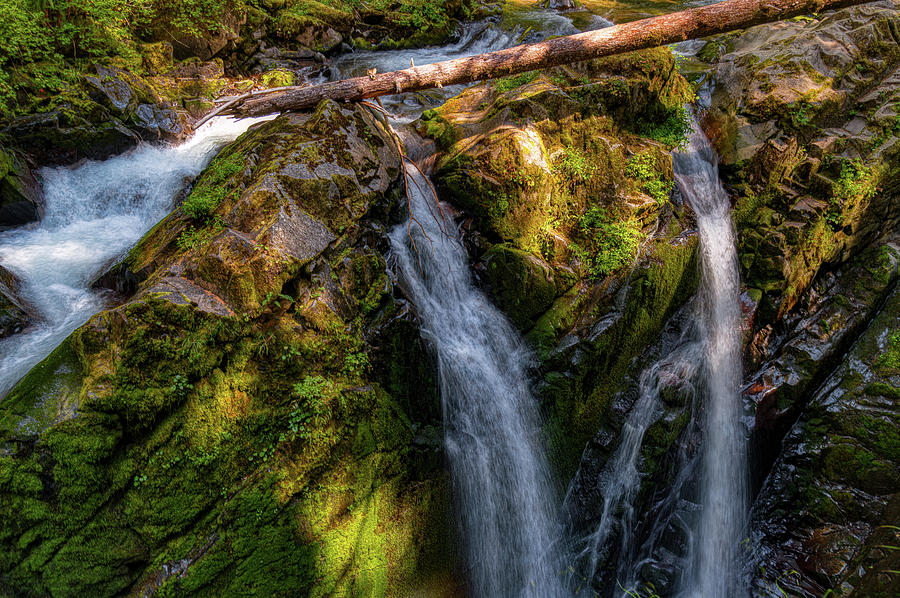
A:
[675,119,748,598]
[389,166,567,598]
[575,119,748,596]
[0,116,272,397]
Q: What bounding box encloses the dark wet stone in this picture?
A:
[0,265,36,338]
[749,282,900,597]
[0,148,43,227]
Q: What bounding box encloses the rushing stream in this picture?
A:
[0,117,270,397]
[389,166,567,598]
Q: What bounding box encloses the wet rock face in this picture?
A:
[750,282,900,598]
[0,147,43,227]
[744,241,900,490]
[703,1,900,325]
[0,265,35,338]
[0,101,460,597]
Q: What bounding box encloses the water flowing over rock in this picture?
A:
[390,165,567,597]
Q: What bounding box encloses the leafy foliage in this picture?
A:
[625,151,672,204]
[637,105,692,149]
[0,0,235,112]
[574,206,643,279]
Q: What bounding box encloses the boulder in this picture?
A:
[0,101,462,597]
[0,147,43,227]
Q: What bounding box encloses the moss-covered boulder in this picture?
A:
[0,101,462,597]
[421,48,698,474]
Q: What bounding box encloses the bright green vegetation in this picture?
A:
[826,158,877,228]
[626,151,672,204]
[0,0,233,112]
[181,150,244,221]
[637,105,692,149]
[494,70,541,93]
[574,206,643,280]
[555,147,595,183]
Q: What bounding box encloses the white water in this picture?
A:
[389,166,567,598]
[0,116,271,397]
[577,343,701,585]
[675,121,748,598]
[572,120,748,597]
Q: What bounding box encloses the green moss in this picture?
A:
[494,71,541,93]
[182,150,245,221]
[419,109,458,150]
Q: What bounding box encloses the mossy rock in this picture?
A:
[0,100,459,597]
[483,244,559,330]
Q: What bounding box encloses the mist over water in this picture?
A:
[389,166,567,598]
[0,116,271,397]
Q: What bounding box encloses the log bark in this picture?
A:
[228,0,874,118]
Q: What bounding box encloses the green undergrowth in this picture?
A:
[0,0,236,114]
[626,151,672,204]
[573,206,643,280]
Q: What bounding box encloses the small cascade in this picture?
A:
[674,119,748,598]
[0,116,271,396]
[575,342,701,586]
[572,119,748,596]
[389,165,567,598]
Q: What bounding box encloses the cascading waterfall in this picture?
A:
[574,118,748,597]
[576,342,701,585]
[674,119,748,598]
[389,165,567,598]
[0,116,271,396]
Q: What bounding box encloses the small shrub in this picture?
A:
[576,206,643,279]
[638,105,692,149]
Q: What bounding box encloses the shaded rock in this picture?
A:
[483,243,558,330]
[0,265,35,338]
[750,282,900,597]
[0,147,43,227]
[744,240,900,491]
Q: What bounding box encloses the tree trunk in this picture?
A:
[227,0,873,118]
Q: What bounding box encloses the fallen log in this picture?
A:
[226,0,874,118]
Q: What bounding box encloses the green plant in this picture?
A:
[625,151,672,204]
[638,105,692,149]
[787,101,813,128]
[826,158,876,226]
[556,147,595,183]
[576,206,643,279]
